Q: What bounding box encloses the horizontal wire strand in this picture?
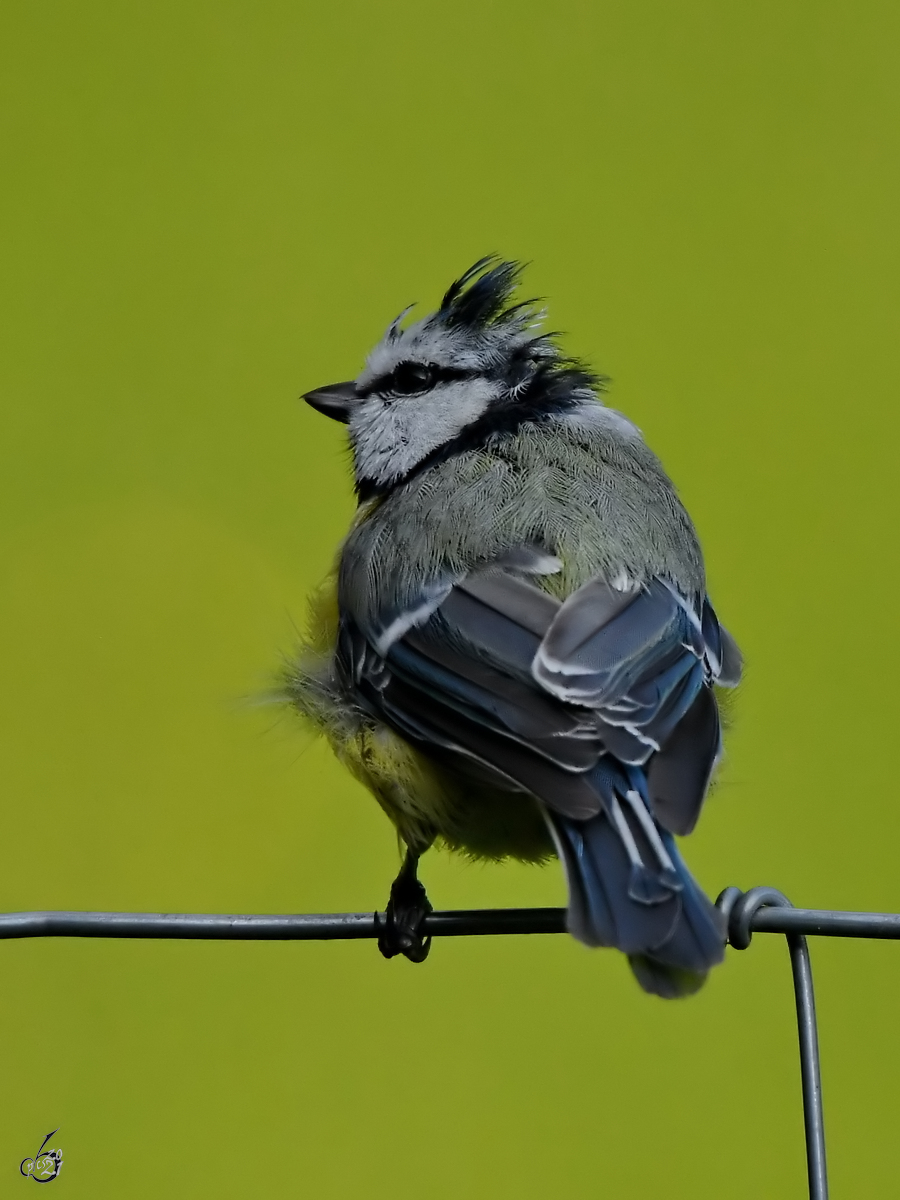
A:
[0,900,897,940]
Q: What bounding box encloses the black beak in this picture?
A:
[303,380,358,423]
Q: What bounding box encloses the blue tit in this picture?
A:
[286,258,741,997]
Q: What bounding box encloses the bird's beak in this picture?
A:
[303,380,358,423]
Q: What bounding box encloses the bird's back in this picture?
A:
[339,407,705,633]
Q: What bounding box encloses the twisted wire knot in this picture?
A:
[716,885,794,950]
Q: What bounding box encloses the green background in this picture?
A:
[1,1,897,1195]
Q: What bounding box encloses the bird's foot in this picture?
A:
[377,852,433,963]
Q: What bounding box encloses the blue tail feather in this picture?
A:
[548,762,725,998]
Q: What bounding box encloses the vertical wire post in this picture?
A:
[718,886,829,1200]
[787,932,828,1200]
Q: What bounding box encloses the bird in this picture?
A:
[285,257,741,998]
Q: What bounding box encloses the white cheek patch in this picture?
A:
[350,378,496,488]
[410,376,494,446]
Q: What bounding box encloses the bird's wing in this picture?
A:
[534,574,741,834]
[340,548,741,833]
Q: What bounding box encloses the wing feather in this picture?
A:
[341,551,738,835]
[379,676,604,820]
[534,581,686,704]
[646,686,722,835]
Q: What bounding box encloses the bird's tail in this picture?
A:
[547,761,726,998]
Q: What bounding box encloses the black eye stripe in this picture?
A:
[357,363,480,398]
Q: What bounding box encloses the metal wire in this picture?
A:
[6,887,897,1200]
[0,908,567,939]
[718,887,828,1200]
[0,900,898,940]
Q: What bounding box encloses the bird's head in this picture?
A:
[303,257,603,498]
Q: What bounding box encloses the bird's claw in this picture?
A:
[377,857,433,963]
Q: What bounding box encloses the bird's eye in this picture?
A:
[390,361,436,394]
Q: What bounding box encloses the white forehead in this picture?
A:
[357,309,546,389]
